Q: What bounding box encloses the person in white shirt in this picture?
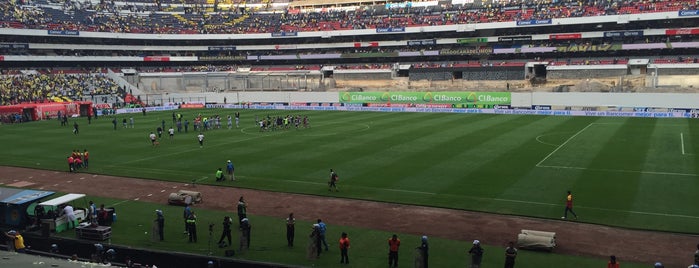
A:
[62,204,76,229]
[168,127,175,139]
[149,132,158,146]
[197,133,205,148]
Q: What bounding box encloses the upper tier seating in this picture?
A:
[0,0,695,34]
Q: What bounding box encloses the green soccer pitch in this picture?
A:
[1,109,698,234]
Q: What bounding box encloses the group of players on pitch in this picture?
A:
[257,114,310,132]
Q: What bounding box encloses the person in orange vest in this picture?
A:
[83,149,89,169]
[388,234,400,267]
[339,232,350,264]
[562,190,578,220]
[607,255,620,268]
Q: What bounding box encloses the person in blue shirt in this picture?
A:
[317,219,328,251]
[226,160,235,181]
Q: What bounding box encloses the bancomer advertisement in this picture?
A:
[339,92,511,106]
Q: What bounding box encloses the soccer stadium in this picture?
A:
[0,0,698,267]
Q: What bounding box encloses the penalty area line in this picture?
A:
[536,123,594,167]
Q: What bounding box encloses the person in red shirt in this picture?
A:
[67,156,74,172]
[562,190,578,220]
[607,255,620,268]
[339,232,350,264]
[388,234,400,267]
[74,157,82,170]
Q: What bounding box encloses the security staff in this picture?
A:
[186,212,197,243]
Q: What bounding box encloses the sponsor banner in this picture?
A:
[457,37,488,44]
[549,33,582,40]
[498,36,532,42]
[672,108,692,113]
[494,105,511,109]
[386,2,412,8]
[208,46,236,51]
[274,44,298,50]
[340,52,399,58]
[440,46,493,55]
[0,43,28,49]
[493,47,557,54]
[144,56,170,62]
[414,103,453,108]
[555,43,621,52]
[376,27,406,33]
[398,50,440,57]
[199,55,247,61]
[259,55,297,60]
[678,10,699,16]
[516,19,552,26]
[604,30,643,38]
[48,30,79,36]
[180,103,205,109]
[665,28,699,35]
[299,53,342,59]
[0,55,4,61]
[116,105,178,114]
[354,42,379,47]
[339,92,511,105]
[271,32,298,37]
[622,43,666,50]
[668,41,699,48]
[367,103,412,108]
[532,105,551,110]
[407,39,437,46]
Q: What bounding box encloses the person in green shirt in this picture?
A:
[215,168,224,182]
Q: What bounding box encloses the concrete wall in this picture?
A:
[462,67,524,81]
[511,92,699,108]
[547,69,627,79]
[654,75,699,88]
[333,72,392,80]
[409,71,453,81]
[161,91,339,104]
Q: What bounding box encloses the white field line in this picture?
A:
[490,197,699,219]
[282,179,435,195]
[537,164,698,177]
[681,132,688,155]
[680,132,694,155]
[536,123,594,167]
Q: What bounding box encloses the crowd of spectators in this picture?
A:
[0,69,121,106]
[0,0,695,34]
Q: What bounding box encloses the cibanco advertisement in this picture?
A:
[339,92,511,106]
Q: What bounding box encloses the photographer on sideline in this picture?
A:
[218,216,233,247]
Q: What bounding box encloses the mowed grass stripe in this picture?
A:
[499,116,599,217]
[237,112,441,184]
[339,113,501,188]
[429,115,551,195]
[573,118,656,225]
[344,114,508,190]
[642,121,695,174]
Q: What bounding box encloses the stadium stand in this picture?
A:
[0,0,696,34]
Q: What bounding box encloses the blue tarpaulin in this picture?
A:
[1,189,55,205]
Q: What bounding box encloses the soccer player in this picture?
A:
[197,132,205,148]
